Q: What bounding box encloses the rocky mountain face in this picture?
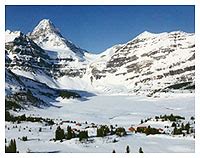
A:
[5,30,57,88]
[6,68,53,108]
[5,19,195,107]
[89,31,195,95]
[5,31,51,71]
[29,19,89,78]
[6,68,80,109]
[29,19,86,60]
[5,21,84,108]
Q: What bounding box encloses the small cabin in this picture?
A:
[128,127,136,132]
[76,123,82,126]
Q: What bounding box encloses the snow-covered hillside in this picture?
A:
[88,31,195,96]
[5,30,59,88]
[5,19,195,98]
[5,68,81,108]
[6,94,195,153]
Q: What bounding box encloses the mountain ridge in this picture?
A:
[5,19,195,107]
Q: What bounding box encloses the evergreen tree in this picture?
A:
[113,138,118,143]
[190,116,195,120]
[97,125,110,137]
[126,145,130,153]
[110,125,114,130]
[173,126,182,135]
[173,126,177,135]
[5,139,17,153]
[171,122,176,127]
[139,147,144,153]
[97,127,103,137]
[55,126,65,140]
[10,139,15,152]
[116,127,126,137]
[79,131,88,141]
[13,139,17,152]
[112,149,116,153]
[181,123,184,129]
[20,114,26,121]
[185,122,190,134]
[22,136,27,141]
[66,126,73,140]
[39,127,42,132]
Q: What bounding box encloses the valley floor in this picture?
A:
[6,93,195,153]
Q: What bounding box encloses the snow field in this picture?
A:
[6,94,195,153]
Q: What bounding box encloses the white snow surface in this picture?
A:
[6,93,195,153]
[5,30,22,43]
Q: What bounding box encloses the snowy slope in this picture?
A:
[88,31,195,96]
[6,69,52,108]
[47,30,195,96]
[5,30,82,108]
[5,68,81,108]
[5,30,60,88]
[6,94,195,153]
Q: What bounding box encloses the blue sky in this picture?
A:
[6,5,194,53]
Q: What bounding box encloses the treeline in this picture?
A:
[59,91,81,99]
[54,125,127,142]
[155,114,185,122]
[55,126,88,142]
[172,122,194,135]
[6,99,21,110]
[6,111,54,125]
[97,125,126,137]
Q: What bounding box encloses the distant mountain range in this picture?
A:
[5,19,195,107]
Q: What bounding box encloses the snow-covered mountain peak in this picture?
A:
[29,19,88,61]
[34,19,52,28]
[136,30,193,40]
[5,29,22,35]
[135,31,168,40]
[32,19,62,37]
[138,31,155,37]
[30,19,66,48]
[5,30,23,43]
